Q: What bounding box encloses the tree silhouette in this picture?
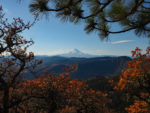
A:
[29,0,150,39]
[0,7,40,113]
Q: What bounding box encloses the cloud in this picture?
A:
[111,40,134,44]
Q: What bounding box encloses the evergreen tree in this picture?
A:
[29,0,150,39]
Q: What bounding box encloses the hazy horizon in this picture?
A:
[34,48,128,57]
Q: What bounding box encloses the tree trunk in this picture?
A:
[3,87,9,113]
[48,102,57,113]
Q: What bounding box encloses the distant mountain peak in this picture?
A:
[69,49,84,55]
[60,49,98,58]
[71,49,81,53]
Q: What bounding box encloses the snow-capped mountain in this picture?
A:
[59,49,99,58]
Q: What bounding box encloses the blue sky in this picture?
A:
[1,0,149,56]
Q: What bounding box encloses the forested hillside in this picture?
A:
[23,56,131,79]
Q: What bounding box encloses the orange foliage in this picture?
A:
[115,47,150,113]
[115,47,150,90]
[125,100,150,113]
[12,65,113,113]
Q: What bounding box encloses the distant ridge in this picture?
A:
[24,55,131,79]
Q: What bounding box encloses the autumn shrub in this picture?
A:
[115,47,150,113]
[17,65,114,113]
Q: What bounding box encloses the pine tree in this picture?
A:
[29,0,150,39]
